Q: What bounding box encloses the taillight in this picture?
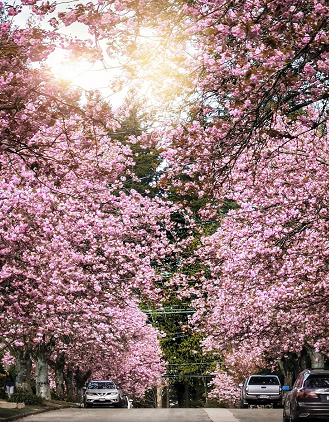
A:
[296,391,318,399]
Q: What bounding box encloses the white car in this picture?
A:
[83,380,125,408]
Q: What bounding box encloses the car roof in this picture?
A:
[248,374,279,377]
[304,369,329,375]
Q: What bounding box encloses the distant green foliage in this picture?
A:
[123,142,161,197]
[147,298,217,381]
[8,393,44,405]
[219,198,239,216]
[111,96,162,198]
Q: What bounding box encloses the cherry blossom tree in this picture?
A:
[47,299,165,400]
[0,15,178,399]
[207,370,240,407]
[0,113,173,396]
[161,0,329,196]
[151,0,329,401]
[191,120,329,377]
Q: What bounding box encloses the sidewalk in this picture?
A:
[0,400,79,421]
[205,408,239,422]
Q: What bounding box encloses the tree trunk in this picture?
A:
[278,351,310,386]
[55,369,65,399]
[34,338,55,400]
[278,356,295,387]
[35,356,51,399]
[195,379,202,404]
[166,386,169,408]
[74,366,91,403]
[202,378,208,406]
[54,353,65,399]
[156,387,162,408]
[64,364,75,402]
[306,346,325,368]
[299,347,311,372]
[15,347,32,393]
[184,381,190,408]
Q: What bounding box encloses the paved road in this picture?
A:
[16,407,283,422]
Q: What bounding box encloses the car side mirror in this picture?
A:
[239,383,243,387]
[83,387,87,390]
[282,385,290,391]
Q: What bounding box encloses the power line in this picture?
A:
[143,308,195,315]
[163,374,214,379]
[167,362,217,366]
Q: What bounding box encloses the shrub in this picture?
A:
[8,392,44,405]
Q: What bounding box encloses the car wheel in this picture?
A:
[240,400,248,408]
[84,402,91,408]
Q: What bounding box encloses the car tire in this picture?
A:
[240,400,248,408]
[84,402,91,408]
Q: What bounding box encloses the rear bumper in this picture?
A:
[297,404,329,418]
[245,394,281,404]
[246,394,281,400]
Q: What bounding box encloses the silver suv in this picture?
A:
[240,374,283,408]
[83,380,125,408]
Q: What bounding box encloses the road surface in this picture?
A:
[16,407,283,422]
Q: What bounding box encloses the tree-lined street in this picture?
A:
[1,0,329,411]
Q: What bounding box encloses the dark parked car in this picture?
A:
[83,380,125,408]
[240,374,283,408]
[283,369,329,421]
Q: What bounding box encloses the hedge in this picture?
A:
[8,392,44,405]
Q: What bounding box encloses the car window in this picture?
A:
[248,376,279,385]
[304,375,329,389]
[87,381,116,389]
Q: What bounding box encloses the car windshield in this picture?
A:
[248,376,279,385]
[304,375,329,389]
[87,381,116,389]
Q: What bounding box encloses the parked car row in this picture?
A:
[239,369,329,421]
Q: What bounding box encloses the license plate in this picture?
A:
[99,398,106,401]
[260,395,269,399]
